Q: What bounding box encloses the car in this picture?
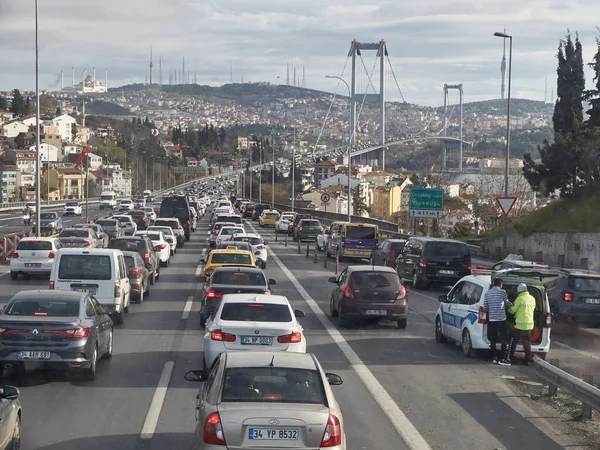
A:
[202,293,306,370]
[0,290,113,381]
[208,222,236,247]
[39,212,63,234]
[184,352,345,449]
[543,268,600,326]
[94,219,124,240]
[111,215,137,236]
[160,196,191,241]
[0,384,21,449]
[370,239,407,267]
[275,213,295,233]
[133,198,146,209]
[119,199,135,211]
[154,218,185,247]
[258,210,280,227]
[128,210,150,230]
[122,250,151,303]
[216,226,245,246]
[199,267,277,326]
[106,236,160,284]
[189,207,198,232]
[200,249,257,282]
[9,237,62,280]
[135,230,171,267]
[63,200,82,216]
[231,233,268,269]
[74,223,109,247]
[58,228,103,248]
[317,226,330,251]
[147,226,177,256]
[289,213,311,236]
[328,265,407,328]
[242,203,255,218]
[252,203,271,221]
[294,218,323,242]
[435,269,553,359]
[25,202,36,213]
[140,206,157,223]
[215,242,253,253]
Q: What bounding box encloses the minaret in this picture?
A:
[105,68,108,90]
[302,65,305,88]
[286,64,289,85]
[159,55,163,85]
[149,45,153,84]
[93,67,96,84]
[61,70,64,91]
[293,66,296,87]
[72,67,75,88]
[500,27,507,100]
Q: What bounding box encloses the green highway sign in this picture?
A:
[409,188,444,218]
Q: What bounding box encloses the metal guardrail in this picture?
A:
[0,231,32,263]
[532,355,600,418]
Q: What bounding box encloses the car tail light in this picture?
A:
[298,226,303,232]
[203,412,226,445]
[205,268,214,277]
[256,244,265,250]
[388,250,396,259]
[206,290,223,299]
[563,292,573,302]
[0,328,28,337]
[114,227,118,232]
[48,251,56,258]
[144,249,150,261]
[546,312,552,328]
[174,225,182,229]
[114,282,121,298]
[49,280,55,290]
[420,258,427,269]
[186,220,190,225]
[320,227,324,232]
[131,268,141,279]
[343,285,354,298]
[396,285,407,305]
[211,329,236,342]
[157,243,166,249]
[85,240,93,247]
[11,251,18,258]
[374,239,379,246]
[321,414,342,447]
[277,331,302,343]
[142,217,147,221]
[478,306,487,324]
[45,327,89,338]
[467,260,472,272]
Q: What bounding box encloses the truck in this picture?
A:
[99,191,117,210]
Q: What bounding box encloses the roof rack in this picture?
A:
[492,268,562,282]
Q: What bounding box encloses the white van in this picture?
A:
[99,191,117,210]
[143,190,152,197]
[49,248,132,325]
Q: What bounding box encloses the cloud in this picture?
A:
[1,0,600,105]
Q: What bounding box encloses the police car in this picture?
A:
[434,269,553,359]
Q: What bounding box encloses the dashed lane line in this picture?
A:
[140,360,175,439]
[181,295,194,320]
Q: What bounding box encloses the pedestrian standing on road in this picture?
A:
[505,283,536,365]
[483,277,511,365]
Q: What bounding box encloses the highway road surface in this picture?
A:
[0,211,595,449]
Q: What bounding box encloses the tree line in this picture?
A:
[0,89,33,117]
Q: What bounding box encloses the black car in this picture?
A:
[94,219,124,239]
[545,268,600,326]
[242,203,255,218]
[198,266,277,326]
[160,196,191,241]
[371,239,407,267]
[128,210,150,230]
[252,203,271,221]
[107,236,160,283]
[289,213,312,236]
[0,290,113,381]
[395,237,471,289]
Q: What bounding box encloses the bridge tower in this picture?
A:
[442,83,464,171]
[348,40,387,169]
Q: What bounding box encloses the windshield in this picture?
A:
[143,233,162,241]
[108,240,144,252]
[40,213,56,220]
[220,228,243,236]
[349,271,400,290]
[96,220,117,228]
[17,240,53,250]
[58,255,112,280]
[210,253,252,265]
[100,195,114,201]
[217,243,252,252]
[300,220,320,226]
[568,276,600,292]
[233,236,262,246]
[211,271,266,285]
[220,303,291,322]
[346,226,376,240]
[149,227,174,236]
[424,242,470,259]
[59,229,89,238]
[5,299,80,317]
[154,220,176,227]
[221,367,325,404]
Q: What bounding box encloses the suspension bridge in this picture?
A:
[313,39,471,171]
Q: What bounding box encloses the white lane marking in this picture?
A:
[268,249,433,450]
[140,360,175,439]
[195,264,203,277]
[181,295,194,320]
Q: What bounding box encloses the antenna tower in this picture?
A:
[159,55,163,85]
[293,66,296,87]
[182,56,185,84]
[286,64,289,85]
[302,65,305,88]
[149,45,154,85]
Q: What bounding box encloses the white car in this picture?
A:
[10,237,62,280]
[136,230,171,267]
[216,226,245,246]
[112,215,137,236]
[63,201,82,216]
[140,206,157,222]
[275,214,295,232]
[147,226,177,255]
[317,226,331,251]
[203,293,307,371]
[118,199,134,211]
[189,207,198,232]
[232,233,268,268]
[25,202,37,213]
[153,218,185,247]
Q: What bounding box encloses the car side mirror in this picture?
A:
[199,258,206,263]
[184,370,208,382]
[263,241,268,245]
[255,251,261,256]
[326,373,343,386]
[438,295,447,303]
[268,279,277,285]
[294,309,306,318]
[328,276,337,283]
[0,385,19,400]
[154,246,160,251]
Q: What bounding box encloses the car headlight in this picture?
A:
[48,222,55,227]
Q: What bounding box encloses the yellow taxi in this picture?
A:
[258,209,280,227]
[200,248,257,282]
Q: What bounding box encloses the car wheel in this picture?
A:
[114,311,124,325]
[104,329,113,359]
[397,318,407,329]
[145,282,150,297]
[337,308,350,328]
[329,297,338,317]
[200,312,208,328]
[9,414,20,450]
[435,317,447,343]
[185,235,190,241]
[124,300,130,313]
[461,329,475,358]
[261,261,267,269]
[83,346,98,381]
[412,271,426,289]
[150,272,155,285]
[202,355,209,373]
[10,272,18,280]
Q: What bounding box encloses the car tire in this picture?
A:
[261,261,267,269]
[104,329,113,359]
[200,312,208,328]
[397,318,407,329]
[114,311,124,325]
[124,301,130,313]
[83,346,98,381]
[329,297,338,317]
[412,271,426,289]
[202,355,209,373]
[150,272,155,285]
[185,235,190,241]
[461,329,475,357]
[435,317,447,343]
[144,283,150,298]
[338,308,350,328]
[9,414,20,450]
[10,272,18,280]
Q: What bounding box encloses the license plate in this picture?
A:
[249,428,298,440]
[241,336,273,345]
[18,350,51,360]
[25,263,42,267]
[438,270,455,275]
[585,298,600,304]
[365,310,388,316]
[73,288,97,295]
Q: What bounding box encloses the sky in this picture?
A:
[2,0,600,106]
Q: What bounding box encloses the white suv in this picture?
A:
[63,201,82,216]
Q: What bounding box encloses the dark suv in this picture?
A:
[545,269,600,326]
[289,214,312,236]
[294,219,322,242]
[129,210,150,230]
[107,236,160,283]
[160,196,191,241]
[328,265,407,328]
[395,237,471,289]
[252,203,271,221]
[371,239,407,267]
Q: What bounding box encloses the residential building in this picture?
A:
[2,150,37,175]
[63,145,82,156]
[95,125,114,139]
[27,143,59,162]
[302,190,348,215]
[312,160,337,187]
[15,132,36,149]
[372,185,403,221]
[299,165,315,191]
[185,157,198,167]
[1,120,27,138]
[320,173,361,191]
[66,152,102,169]
[0,163,21,202]
[49,167,85,199]
[362,170,393,186]
[166,145,183,159]
[51,114,77,142]
[97,165,132,197]
[441,182,460,198]
[237,136,250,150]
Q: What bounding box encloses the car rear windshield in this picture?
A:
[568,276,600,292]
[211,253,252,265]
[96,220,117,227]
[17,240,53,250]
[300,220,320,226]
[108,240,144,251]
[58,255,112,280]
[40,213,56,220]
[123,255,140,270]
[114,217,130,224]
[59,229,89,238]
[217,243,252,251]
[265,212,279,218]
[220,228,243,236]
[391,241,406,251]
[233,236,262,246]
[5,299,80,317]
[129,211,145,216]
[155,220,176,227]
[345,225,376,240]
[349,271,401,290]
[217,215,242,224]
[220,303,292,322]
[222,368,325,404]
[143,233,161,241]
[424,241,469,259]
[66,202,78,206]
[100,195,114,201]
[212,271,266,285]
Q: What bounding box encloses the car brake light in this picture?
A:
[420,258,427,269]
[132,268,141,279]
[396,285,407,305]
[206,290,223,299]
[277,331,302,343]
[85,240,93,247]
[256,245,265,250]
[320,227,324,232]
[144,249,150,261]
[478,306,487,324]
[388,250,396,258]
[114,227,118,232]
[0,328,28,337]
[211,329,236,342]
[467,260,472,272]
[203,412,226,445]
[563,292,573,302]
[321,414,342,447]
[11,251,18,258]
[142,217,147,220]
[298,226,303,231]
[45,327,89,338]
[263,291,271,295]
[114,282,121,298]
[343,285,354,298]
[546,312,552,328]
[157,243,166,249]
[49,280,55,290]
[186,220,190,225]
[174,225,182,229]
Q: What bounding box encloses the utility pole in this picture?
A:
[272,129,275,207]
[34,0,41,237]
[291,127,296,211]
[85,153,89,222]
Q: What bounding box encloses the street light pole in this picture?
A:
[259,143,262,204]
[291,126,296,212]
[272,130,275,207]
[326,75,352,221]
[85,153,89,222]
[34,0,41,237]
[494,31,513,252]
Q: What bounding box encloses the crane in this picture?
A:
[74,147,92,169]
